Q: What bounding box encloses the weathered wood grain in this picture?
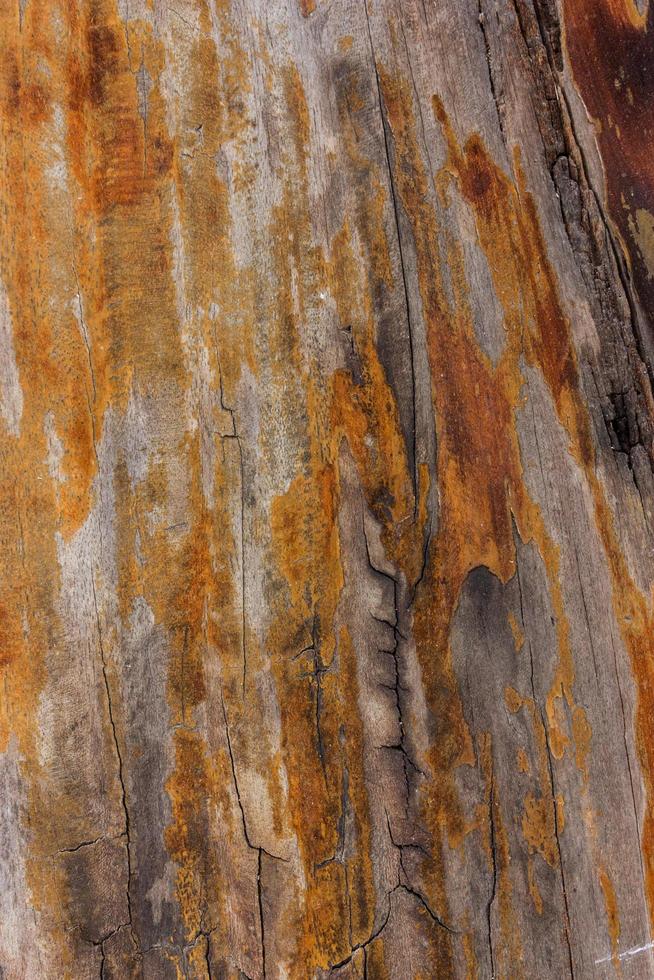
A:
[1,0,654,977]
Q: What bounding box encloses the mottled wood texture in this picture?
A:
[1,0,654,977]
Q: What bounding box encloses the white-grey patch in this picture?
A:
[18,0,29,29]
[168,181,189,329]
[44,106,69,193]
[161,452,191,533]
[43,411,66,483]
[127,593,155,645]
[144,860,178,927]
[0,737,50,979]
[136,61,153,126]
[37,409,122,843]
[120,595,179,946]
[0,278,23,437]
[134,527,146,567]
[124,386,151,488]
[595,939,654,965]
[71,290,91,353]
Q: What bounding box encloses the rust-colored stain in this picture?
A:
[562,0,654,328]
[0,0,652,975]
[600,866,622,973]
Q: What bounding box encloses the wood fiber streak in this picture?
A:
[1,0,654,978]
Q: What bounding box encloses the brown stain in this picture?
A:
[461,925,480,979]
[434,85,654,942]
[571,704,592,783]
[1,0,252,963]
[3,0,651,970]
[533,5,654,922]
[522,793,559,868]
[478,734,526,975]
[527,858,544,916]
[148,0,259,951]
[562,0,654,329]
[0,0,122,969]
[377,61,599,957]
[264,58,428,972]
[255,62,359,971]
[599,867,622,973]
[262,67,353,974]
[365,938,389,978]
[508,611,525,653]
[505,687,563,871]
[493,781,526,978]
[153,435,241,943]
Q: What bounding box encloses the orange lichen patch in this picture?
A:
[377,63,593,954]
[263,65,437,952]
[271,463,343,644]
[337,628,377,947]
[522,793,559,868]
[261,67,350,971]
[465,8,654,920]
[580,802,623,972]
[365,937,389,977]
[505,687,524,715]
[0,0,94,966]
[571,705,592,783]
[56,0,255,948]
[476,735,526,975]
[461,925,480,980]
[140,424,244,939]
[299,0,317,16]
[258,60,355,971]
[599,867,622,973]
[263,57,425,970]
[164,727,222,940]
[527,858,544,915]
[0,0,112,541]
[284,64,311,172]
[169,0,256,395]
[0,0,188,966]
[329,221,416,545]
[493,781,526,978]
[562,0,654,326]
[327,74,422,570]
[269,457,352,969]
[508,611,525,652]
[505,688,565,856]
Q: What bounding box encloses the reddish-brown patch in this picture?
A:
[562,0,654,330]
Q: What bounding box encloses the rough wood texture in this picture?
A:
[1,1,654,977]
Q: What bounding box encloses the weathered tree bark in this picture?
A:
[1,0,654,976]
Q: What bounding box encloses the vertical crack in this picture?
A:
[477,0,508,151]
[221,694,286,975]
[91,576,139,951]
[216,360,247,697]
[486,766,498,979]
[362,0,418,502]
[257,849,267,979]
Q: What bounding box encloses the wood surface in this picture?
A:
[1,0,654,977]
